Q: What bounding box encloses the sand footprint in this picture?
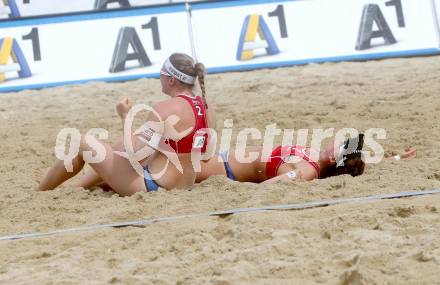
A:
[339,254,364,285]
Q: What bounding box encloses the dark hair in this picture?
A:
[321,134,365,178]
[322,157,365,178]
[169,53,208,109]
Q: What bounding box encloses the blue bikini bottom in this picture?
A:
[220,151,236,181]
[143,166,160,192]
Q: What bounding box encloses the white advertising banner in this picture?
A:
[0,0,439,92]
[0,0,205,18]
[193,0,440,71]
[0,6,192,91]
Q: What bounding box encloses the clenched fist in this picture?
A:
[116,97,132,119]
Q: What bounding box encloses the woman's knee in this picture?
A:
[80,134,108,163]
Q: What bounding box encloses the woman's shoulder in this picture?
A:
[152,97,191,118]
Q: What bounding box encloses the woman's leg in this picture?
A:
[39,135,146,196]
[74,168,104,189]
[74,169,114,192]
[38,156,85,191]
[74,136,125,189]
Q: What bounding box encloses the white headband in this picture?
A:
[163,58,196,85]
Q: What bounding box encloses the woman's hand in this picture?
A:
[116,97,132,120]
[389,147,417,161]
[399,148,417,159]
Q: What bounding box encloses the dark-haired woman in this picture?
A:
[196,138,415,184]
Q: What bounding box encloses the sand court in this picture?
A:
[1,56,440,284]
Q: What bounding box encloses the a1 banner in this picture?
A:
[192,0,440,71]
[0,0,203,18]
[0,6,192,91]
[0,0,439,92]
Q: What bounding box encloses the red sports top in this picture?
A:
[165,94,209,153]
[266,145,320,178]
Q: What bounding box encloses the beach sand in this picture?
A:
[1,56,440,284]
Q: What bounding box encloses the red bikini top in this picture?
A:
[266,145,320,178]
[165,94,209,153]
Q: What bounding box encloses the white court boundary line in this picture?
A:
[1,189,440,241]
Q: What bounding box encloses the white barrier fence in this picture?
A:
[0,0,439,92]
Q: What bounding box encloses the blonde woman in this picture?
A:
[39,53,216,196]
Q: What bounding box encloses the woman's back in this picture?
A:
[147,94,215,190]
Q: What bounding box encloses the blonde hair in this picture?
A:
[169,53,208,109]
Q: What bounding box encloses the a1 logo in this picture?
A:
[355,0,406,50]
[0,37,32,82]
